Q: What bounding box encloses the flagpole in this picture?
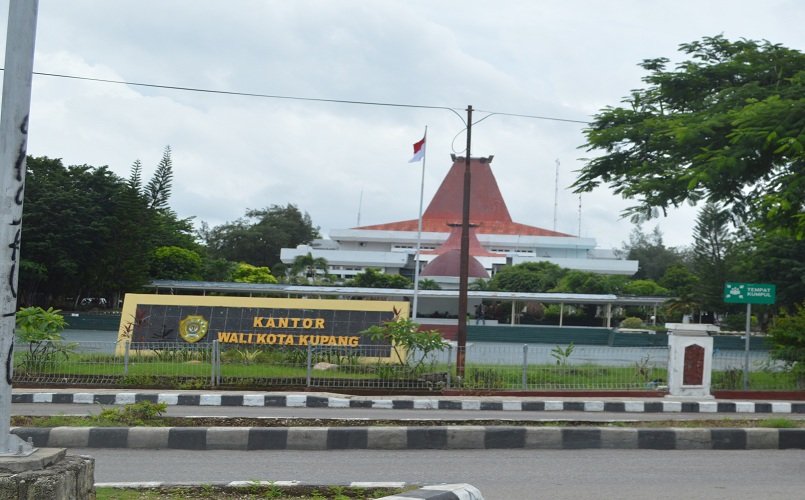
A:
[412,126,427,320]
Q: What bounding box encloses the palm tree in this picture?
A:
[290,252,329,284]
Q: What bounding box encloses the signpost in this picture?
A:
[723,282,776,390]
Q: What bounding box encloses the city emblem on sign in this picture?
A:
[179,315,209,343]
[725,284,745,300]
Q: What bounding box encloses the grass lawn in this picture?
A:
[11,351,802,390]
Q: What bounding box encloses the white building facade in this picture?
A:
[281,156,637,284]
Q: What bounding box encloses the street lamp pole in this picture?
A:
[456,105,473,378]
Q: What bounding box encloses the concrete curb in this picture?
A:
[12,392,805,414]
[12,426,805,450]
[95,481,483,500]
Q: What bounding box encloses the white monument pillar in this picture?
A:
[665,323,718,399]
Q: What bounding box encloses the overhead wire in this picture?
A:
[4,69,590,126]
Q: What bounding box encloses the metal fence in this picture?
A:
[10,340,801,392]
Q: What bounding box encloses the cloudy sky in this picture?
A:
[2,0,802,250]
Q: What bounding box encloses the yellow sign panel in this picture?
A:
[117,294,408,361]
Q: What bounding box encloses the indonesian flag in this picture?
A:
[408,136,426,163]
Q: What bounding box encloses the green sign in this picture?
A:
[723,282,776,305]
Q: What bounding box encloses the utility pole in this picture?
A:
[0,0,39,456]
[456,105,472,378]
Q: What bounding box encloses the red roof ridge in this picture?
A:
[354,156,572,237]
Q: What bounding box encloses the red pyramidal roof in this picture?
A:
[422,224,500,256]
[356,156,571,236]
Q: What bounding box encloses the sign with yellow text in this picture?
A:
[118,294,408,357]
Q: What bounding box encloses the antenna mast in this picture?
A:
[552,159,559,231]
[356,189,363,226]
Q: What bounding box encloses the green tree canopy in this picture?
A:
[348,268,411,289]
[417,278,442,290]
[20,151,198,308]
[21,157,150,304]
[231,263,278,284]
[574,36,805,237]
[290,252,329,284]
[489,262,565,292]
[622,279,669,296]
[731,227,805,311]
[202,204,319,268]
[767,305,805,372]
[691,203,737,312]
[659,264,700,297]
[551,270,628,295]
[619,226,685,281]
[150,246,203,281]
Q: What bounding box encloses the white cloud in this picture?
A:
[1,0,802,252]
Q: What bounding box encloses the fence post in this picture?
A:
[216,341,221,386]
[210,340,218,387]
[446,344,453,388]
[123,341,130,376]
[522,344,528,390]
[306,343,312,388]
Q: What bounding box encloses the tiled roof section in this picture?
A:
[421,249,490,278]
[423,156,511,222]
[356,156,571,237]
[422,225,501,257]
[358,218,568,236]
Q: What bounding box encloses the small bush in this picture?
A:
[95,401,167,426]
[620,317,644,329]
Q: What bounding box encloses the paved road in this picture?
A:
[15,402,805,422]
[81,448,805,499]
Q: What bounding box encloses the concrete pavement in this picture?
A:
[11,389,805,414]
[10,388,805,451]
[12,388,804,499]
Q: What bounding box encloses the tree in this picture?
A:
[231,263,278,284]
[417,279,442,290]
[551,270,628,294]
[622,279,669,296]
[290,252,329,284]
[362,317,448,374]
[21,157,149,304]
[132,148,198,251]
[489,262,565,292]
[145,146,173,210]
[619,226,684,281]
[200,257,236,282]
[349,268,411,289]
[150,246,203,281]
[731,227,805,311]
[767,305,805,385]
[691,203,735,312]
[20,152,198,307]
[202,204,319,268]
[574,36,805,237]
[15,306,73,373]
[659,264,699,297]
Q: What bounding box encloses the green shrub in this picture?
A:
[96,401,167,426]
[15,306,76,373]
[620,317,645,329]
